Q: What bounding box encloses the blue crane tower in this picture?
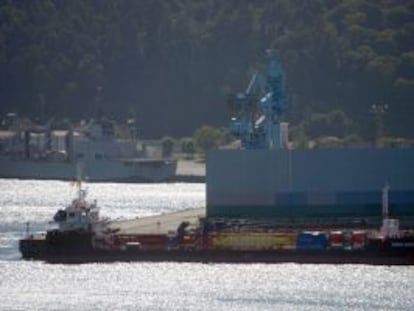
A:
[228,53,287,149]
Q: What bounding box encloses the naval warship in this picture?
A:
[0,117,176,182]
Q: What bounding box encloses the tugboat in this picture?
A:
[19,180,105,260]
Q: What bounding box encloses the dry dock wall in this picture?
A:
[206,148,414,226]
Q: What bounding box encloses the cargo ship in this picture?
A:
[18,180,414,264]
[19,54,414,264]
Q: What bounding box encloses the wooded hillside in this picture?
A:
[0,0,413,138]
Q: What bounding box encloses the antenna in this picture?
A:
[75,162,85,199]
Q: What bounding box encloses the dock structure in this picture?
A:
[107,207,205,235]
[173,160,205,182]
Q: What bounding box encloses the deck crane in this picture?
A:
[228,52,287,149]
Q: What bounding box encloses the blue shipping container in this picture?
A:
[296,232,328,249]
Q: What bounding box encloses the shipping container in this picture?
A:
[329,231,345,249]
[296,231,328,249]
[209,232,296,250]
[351,231,367,249]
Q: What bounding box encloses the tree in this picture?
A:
[302,110,356,139]
[161,136,175,158]
[193,125,224,154]
[0,1,413,137]
[180,137,194,159]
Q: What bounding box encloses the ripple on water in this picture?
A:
[1,262,414,311]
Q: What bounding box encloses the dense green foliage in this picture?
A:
[0,0,413,138]
[180,137,194,159]
[193,125,224,153]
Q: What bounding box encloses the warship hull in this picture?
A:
[0,157,177,182]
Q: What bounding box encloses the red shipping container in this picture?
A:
[351,231,366,249]
[329,231,344,248]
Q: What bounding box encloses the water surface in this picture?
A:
[0,179,412,311]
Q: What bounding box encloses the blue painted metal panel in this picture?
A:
[296,232,328,249]
[336,191,381,205]
[275,192,307,205]
[207,148,414,221]
[390,191,414,204]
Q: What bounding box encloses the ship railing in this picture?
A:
[206,216,384,231]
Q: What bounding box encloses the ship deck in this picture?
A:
[107,207,205,235]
